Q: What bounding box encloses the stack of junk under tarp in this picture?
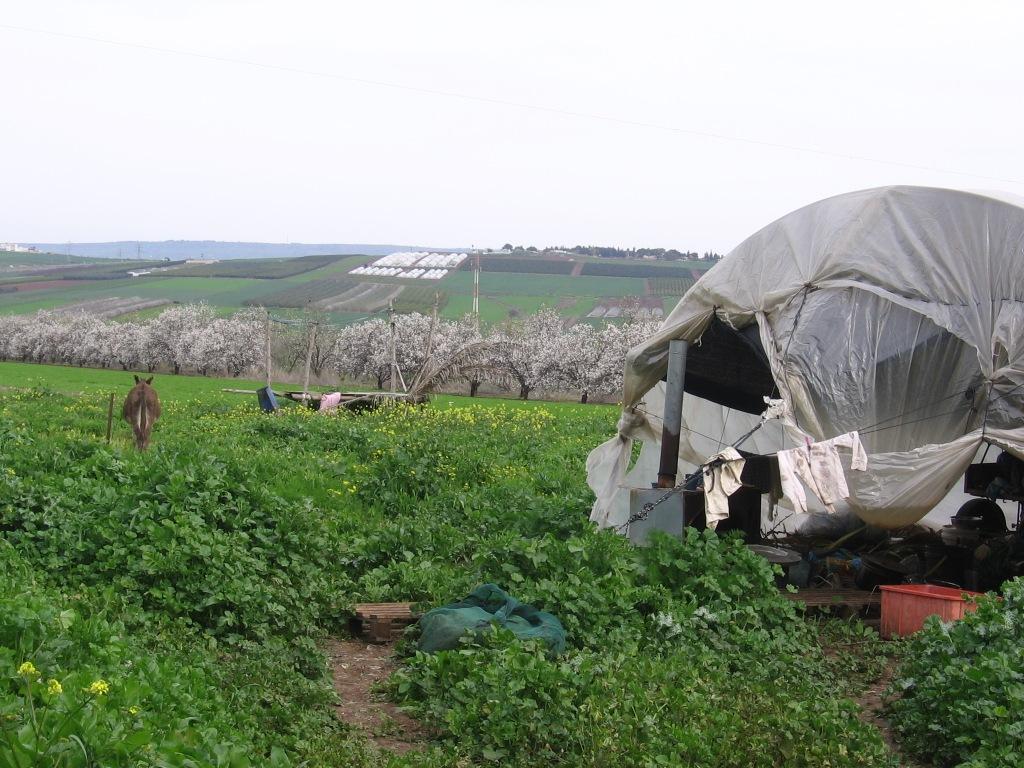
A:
[588,186,1024,593]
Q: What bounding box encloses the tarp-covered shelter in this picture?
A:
[588,186,1024,531]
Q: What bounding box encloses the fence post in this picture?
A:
[105,392,115,443]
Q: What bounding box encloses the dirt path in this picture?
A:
[853,662,927,767]
[325,638,428,754]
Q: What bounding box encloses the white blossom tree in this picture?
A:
[145,303,216,374]
[491,309,565,399]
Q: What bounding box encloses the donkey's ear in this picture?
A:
[145,377,154,385]
[134,375,141,384]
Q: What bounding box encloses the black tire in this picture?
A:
[954,498,1007,532]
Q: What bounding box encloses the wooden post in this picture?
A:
[388,301,397,393]
[425,292,440,360]
[302,321,316,402]
[472,254,480,330]
[105,392,115,443]
[657,340,689,488]
[264,309,273,388]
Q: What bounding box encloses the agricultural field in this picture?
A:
[250,278,441,314]
[36,260,177,281]
[457,256,577,275]
[0,250,102,267]
[2,361,1012,766]
[647,276,697,296]
[0,251,704,326]
[441,270,648,298]
[391,286,447,314]
[251,276,366,308]
[578,261,696,279]
[168,254,347,279]
[53,296,172,318]
[0,277,274,316]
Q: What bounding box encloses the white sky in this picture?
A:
[2,0,1022,251]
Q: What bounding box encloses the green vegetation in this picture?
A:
[45,261,175,280]
[459,257,576,275]
[648,276,697,296]
[170,254,346,279]
[889,582,1024,767]
[0,362,917,766]
[0,250,687,325]
[250,276,364,307]
[0,251,103,266]
[392,286,447,314]
[579,261,694,279]
[443,270,648,298]
[0,277,275,315]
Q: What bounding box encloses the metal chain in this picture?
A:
[615,477,695,532]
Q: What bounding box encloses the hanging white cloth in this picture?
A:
[776,431,868,514]
[702,447,745,528]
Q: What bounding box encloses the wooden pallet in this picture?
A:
[782,587,881,611]
[352,602,419,644]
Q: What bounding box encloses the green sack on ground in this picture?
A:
[417,583,566,654]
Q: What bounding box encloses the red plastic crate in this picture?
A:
[879,584,983,638]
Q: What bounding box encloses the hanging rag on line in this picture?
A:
[702,447,745,528]
[776,431,868,514]
[318,392,344,412]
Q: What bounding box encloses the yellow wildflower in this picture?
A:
[128,705,139,715]
[17,661,38,679]
[46,679,63,696]
[86,679,110,696]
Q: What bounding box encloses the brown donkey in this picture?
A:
[123,375,161,450]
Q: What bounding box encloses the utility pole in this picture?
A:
[425,292,440,360]
[472,253,481,331]
[388,300,397,393]
[302,320,317,402]
[263,309,273,388]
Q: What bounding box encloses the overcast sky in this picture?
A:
[2,1,1022,251]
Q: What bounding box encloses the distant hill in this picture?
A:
[24,241,464,260]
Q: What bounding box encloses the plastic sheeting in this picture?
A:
[588,186,1024,530]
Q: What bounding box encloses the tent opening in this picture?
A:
[676,316,775,415]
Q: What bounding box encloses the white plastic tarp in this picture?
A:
[588,186,1024,531]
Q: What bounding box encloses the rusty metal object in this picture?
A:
[657,340,689,488]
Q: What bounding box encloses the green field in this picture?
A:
[0,362,893,766]
[0,252,679,325]
[169,254,346,278]
[442,270,648,297]
[1,360,1015,766]
[579,260,695,278]
[458,256,576,274]
[0,249,101,266]
[647,276,696,296]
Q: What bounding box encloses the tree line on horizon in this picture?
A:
[496,244,723,261]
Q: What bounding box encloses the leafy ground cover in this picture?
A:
[0,364,931,766]
[888,582,1024,767]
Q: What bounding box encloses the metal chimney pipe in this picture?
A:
[657,340,689,488]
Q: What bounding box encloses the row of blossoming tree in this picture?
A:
[0,303,661,401]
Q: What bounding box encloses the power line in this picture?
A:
[2,21,1021,187]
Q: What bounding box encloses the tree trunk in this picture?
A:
[581,391,589,404]
[519,384,530,400]
[470,380,480,397]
